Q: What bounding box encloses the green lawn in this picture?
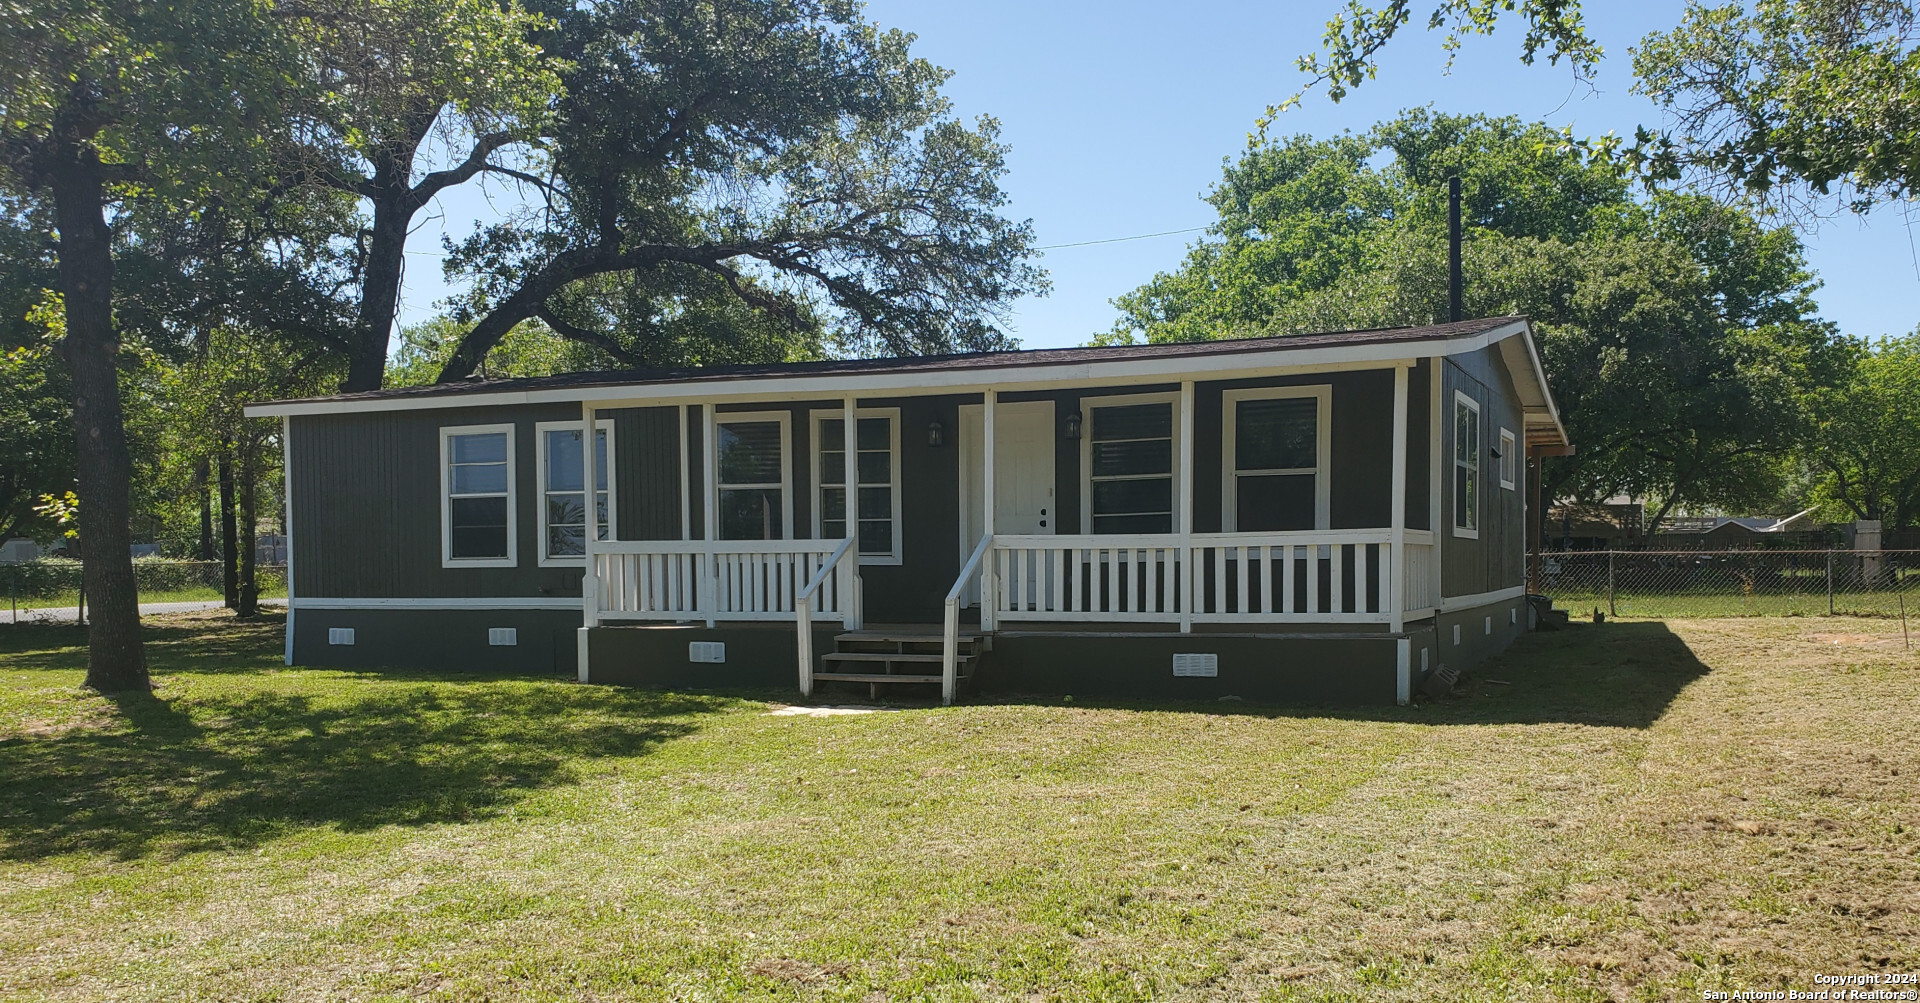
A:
[3,586,290,611]
[1,613,1916,1001]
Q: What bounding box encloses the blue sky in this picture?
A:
[395,0,1920,350]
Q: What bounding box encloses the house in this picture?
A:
[244,315,1568,705]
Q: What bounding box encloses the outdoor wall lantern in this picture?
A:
[1063,410,1083,440]
[927,418,945,447]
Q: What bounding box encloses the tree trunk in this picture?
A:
[219,449,238,609]
[237,437,259,618]
[197,457,214,561]
[49,141,148,692]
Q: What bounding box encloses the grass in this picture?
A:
[1546,587,1920,619]
[3,586,290,612]
[1,613,1916,1001]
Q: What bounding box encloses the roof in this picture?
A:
[246,315,1568,446]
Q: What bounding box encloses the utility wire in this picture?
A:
[1033,225,1209,250]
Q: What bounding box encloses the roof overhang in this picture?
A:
[246,318,1567,432]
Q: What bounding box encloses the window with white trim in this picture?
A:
[442,424,516,566]
[1498,427,1516,491]
[537,420,614,564]
[715,413,790,540]
[1224,386,1330,531]
[1084,395,1178,534]
[813,409,902,563]
[1453,391,1481,538]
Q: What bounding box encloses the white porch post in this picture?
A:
[1389,364,1409,632]
[1429,358,1444,606]
[702,403,718,628]
[582,401,601,629]
[981,388,997,630]
[842,395,861,629]
[1179,380,1195,633]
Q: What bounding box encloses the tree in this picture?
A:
[432,0,1042,381]
[1800,333,1920,528]
[1278,1,1920,213]
[275,0,561,391]
[1106,111,1836,531]
[0,0,289,690]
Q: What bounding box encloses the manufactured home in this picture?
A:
[245,315,1568,705]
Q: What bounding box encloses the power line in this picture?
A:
[1033,225,1209,250]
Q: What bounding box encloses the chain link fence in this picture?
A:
[1539,550,1920,618]
[1,559,288,620]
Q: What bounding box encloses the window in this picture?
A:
[813,409,902,563]
[1223,386,1330,531]
[441,424,516,567]
[536,420,615,565]
[715,413,790,540]
[1083,394,1178,534]
[1498,427,1516,491]
[1453,391,1480,538]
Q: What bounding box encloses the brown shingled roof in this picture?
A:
[266,316,1526,407]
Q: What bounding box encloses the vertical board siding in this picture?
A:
[1439,346,1528,599]
[612,406,682,541]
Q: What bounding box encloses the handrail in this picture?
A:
[600,538,843,555]
[794,534,857,699]
[941,534,995,706]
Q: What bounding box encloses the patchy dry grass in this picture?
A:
[0,612,1915,1001]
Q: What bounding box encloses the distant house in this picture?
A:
[1654,509,1822,548]
[245,316,1568,706]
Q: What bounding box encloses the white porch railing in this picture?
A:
[1402,532,1436,614]
[988,530,1408,625]
[594,538,861,624]
[941,534,995,706]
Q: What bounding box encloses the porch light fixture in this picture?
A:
[927,418,945,447]
[1063,410,1082,440]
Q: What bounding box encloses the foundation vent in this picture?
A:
[1172,653,1218,678]
[689,641,727,664]
[328,627,355,646]
[489,628,518,646]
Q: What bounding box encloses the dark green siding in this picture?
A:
[613,406,683,541]
[1439,346,1528,598]
[294,608,583,674]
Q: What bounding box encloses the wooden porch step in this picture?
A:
[834,632,980,644]
[821,651,967,664]
[813,672,947,684]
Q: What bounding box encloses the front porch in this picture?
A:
[575,362,1451,705]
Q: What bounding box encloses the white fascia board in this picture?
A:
[247,320,1534,418]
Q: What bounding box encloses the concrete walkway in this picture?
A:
[0,598,286,626]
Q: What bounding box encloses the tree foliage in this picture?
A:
[1800,333,1920,527]
[1107,111,1837,530]
[433,0,1043,381]
[1280,0,1920,214]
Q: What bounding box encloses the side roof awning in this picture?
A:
[1496,323,1570,451]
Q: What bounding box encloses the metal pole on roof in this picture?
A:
[1448,176,1463,324]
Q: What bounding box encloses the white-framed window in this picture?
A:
[441,423,517,567]
[1222,385,1331,532]
[1453,390,1481,539]
[1081,392,1180,535]
[811,408,902,564]
[1498,427,1517,491]
[715,411,791,540]
[535,419,616,566]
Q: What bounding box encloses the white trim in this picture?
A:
[1080,390,1182,534]
[1395,637,1411,705]
[576,627,591,683]
[1429,360,1444,607]
[535,418,617,567]
[678,404,691,541]
[1178,380,1195,634]
[1437,585,1526,611]
[293,596,584,610]
[809,407,903,564]
[1497,427,1517,490]
[440,423,518,568]
[1388,364,1409,634]
[1220,385,1331,532]
[281,416,295,666]
[1450,390,1481,540]
[246,322,1539,417]
[712,409,793,541]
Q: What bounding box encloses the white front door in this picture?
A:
[959,401,1055,604]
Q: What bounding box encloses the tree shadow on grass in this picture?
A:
[0,616,736,861]
[976,621,1711,730]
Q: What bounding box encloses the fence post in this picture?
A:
[1607,550,1616,618]
[1827,551,1834,616]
